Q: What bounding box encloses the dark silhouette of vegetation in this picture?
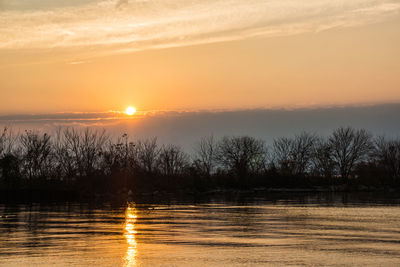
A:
[193,135,216,177]
[272,132,317,176]
[216,136,267,187]
[329,127,373,181]
[1,126,400,200]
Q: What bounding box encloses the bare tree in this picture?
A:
[63,128,108,177]
[102,133,134,175]
[20,130,52,180]
[272,137,294,174]
[193,135,216,176]
[0,127,17,158]
[52,127,75,182]
[329,127,373,181]
[272,132,316,175]
[291,132,317,175]
[158,144,189,176]
[136,137,160,174]
[0,127,19,186]
[311,137,335,178]
[216,136,267,181]
[374,136,400,181]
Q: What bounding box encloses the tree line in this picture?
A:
[1,126,400,196]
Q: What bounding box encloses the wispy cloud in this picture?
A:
[0,111,130,124]
[2,104,400,148]
[0,109,183,126]
[1,0,399,58]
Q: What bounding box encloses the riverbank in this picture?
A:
[1,183,399,204]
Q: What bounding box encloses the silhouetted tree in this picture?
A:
[102,134,130,173]
[136,137,160,174]
[291,132,317,175]
[158,144,189,176]
[272,137,294,174]
[20,130,52,180]
[311,137,335,178]
[0,127,16,158]
[63,128,108,178]
[329,127,373,181]
[0,154,20,188]
[216,136,267,184]
[272,132,316,176]
[193,135,216,176]
[0,127,20,187]
[2,125,400,197]
[101,133,135,190]
[53,127,76,182]
[374,136,400,182]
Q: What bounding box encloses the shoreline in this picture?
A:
[1,185,399,204]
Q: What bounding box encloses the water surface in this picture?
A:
[1,194,400,266]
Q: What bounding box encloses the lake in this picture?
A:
[1,193,400,266]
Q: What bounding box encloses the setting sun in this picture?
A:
[125,106,136,116]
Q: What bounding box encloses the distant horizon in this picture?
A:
[2,100,400,117]
[2,102,400,151]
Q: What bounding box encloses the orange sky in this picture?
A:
[1,0,399,114]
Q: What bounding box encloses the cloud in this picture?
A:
[115,0,128,9]
[0,111,124,124]
[1,0,399,60]
[2,104,400,150]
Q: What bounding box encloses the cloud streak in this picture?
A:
[2,104,400,149]
[1,0,399,59]
[0,110,142,123]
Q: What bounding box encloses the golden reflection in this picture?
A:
[124,202,138,267]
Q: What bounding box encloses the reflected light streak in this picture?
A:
[124,203,138,267]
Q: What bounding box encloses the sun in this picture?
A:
[125,106,136,116]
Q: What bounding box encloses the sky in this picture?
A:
[1,0,400,143]
[1,104,400,150]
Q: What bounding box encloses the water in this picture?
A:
[1,194,400,266]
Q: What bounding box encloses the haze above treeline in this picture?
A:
[1,103,400,151]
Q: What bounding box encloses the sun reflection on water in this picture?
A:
[124,203,137,267]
